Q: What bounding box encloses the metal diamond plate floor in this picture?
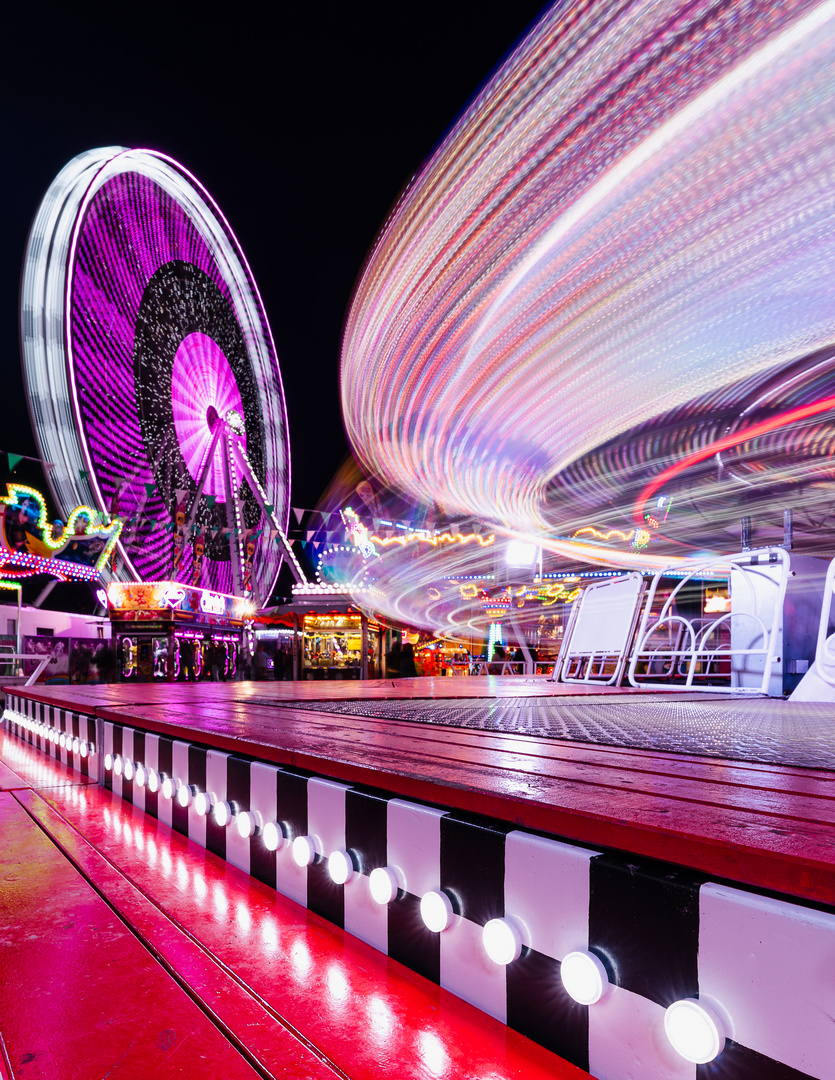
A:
[261,695,835,770]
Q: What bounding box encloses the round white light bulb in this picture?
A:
[560,951,609,1005]
[664,999,726,1064]
[79,741,89,759]
[146,768,161,793]
[369,866,399,905]
[292,835,317,867]
[237,810,263,839]
[72,738,80,755]
[194,790,216,817]
[177,784,195,809]
[105,752,113,771]
[213,800,235,828]
[420,890,454,933]
[112,754,123,776]
[59,733,67,749]
[134,763,145,786]
[161,776,178,801]
[328,849,355,885]
[123,758,134,781]
[482,918,523,965]
[262,820,283,851]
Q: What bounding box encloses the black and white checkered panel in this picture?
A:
[97,721,835,1080]
[3,695,97,779]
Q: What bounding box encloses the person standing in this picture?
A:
[179,638,195,682]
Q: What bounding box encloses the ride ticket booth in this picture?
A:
[107,581,253,682]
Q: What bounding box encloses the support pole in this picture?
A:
[361,613,369,680]
[292,612,301,681]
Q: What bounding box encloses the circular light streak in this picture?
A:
[664,999,726,1064]
[341,2,835,568]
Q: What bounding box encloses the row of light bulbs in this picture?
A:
[101,749,725,1065]
[9,711,94,758]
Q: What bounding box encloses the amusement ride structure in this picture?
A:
[20,147,303,609]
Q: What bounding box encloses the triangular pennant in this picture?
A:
[42,462,56,473]
[264,504,274,516]
[174,488,189,502]
[205,494,217,508]
[144,483,156,497]
[292,507,304,525]
[7,453,23,472]
[79,469,89,481]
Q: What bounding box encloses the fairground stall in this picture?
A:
[107,581,254,682]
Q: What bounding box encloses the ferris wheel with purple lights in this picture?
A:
[21,147,303,604]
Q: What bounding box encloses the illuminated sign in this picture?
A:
[200,592,226,615]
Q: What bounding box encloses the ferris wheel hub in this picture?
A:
[206,405,220,431]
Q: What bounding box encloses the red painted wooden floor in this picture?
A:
[0,732,589,1080]
[12,679,835,905]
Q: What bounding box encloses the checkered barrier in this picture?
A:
[3,694,97,780]
[4,703,834,1080]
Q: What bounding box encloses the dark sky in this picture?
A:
[2,3,546,511]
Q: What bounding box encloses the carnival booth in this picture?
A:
[107,582,254,682]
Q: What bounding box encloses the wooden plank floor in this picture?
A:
[8,678,835,906]
[0,732,588,1080]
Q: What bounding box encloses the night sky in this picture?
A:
[1,3,547,512]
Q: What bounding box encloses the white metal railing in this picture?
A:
[627,550,788,695]
[554,573,646,685]
[0,645,61,687]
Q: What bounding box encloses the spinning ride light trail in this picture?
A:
[341,0,835,567]
[21,148,300,604]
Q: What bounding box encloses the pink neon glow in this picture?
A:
[171,333,246,496]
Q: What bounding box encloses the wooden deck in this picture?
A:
[9,677,835,906]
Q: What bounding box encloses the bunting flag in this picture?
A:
[79,469,89,481]
[144,482,157,497]
[205,494,217,508]
[264,504,274,516]
[7,453,23,472]
[174,488,189,503]
[292,507,304,524]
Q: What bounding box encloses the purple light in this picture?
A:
[171,333,246,496]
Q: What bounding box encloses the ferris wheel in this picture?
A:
[21,147,303,605]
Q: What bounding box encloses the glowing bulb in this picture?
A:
[122,758,134,781]
[71,737,80,755]
[420,890,454,932]
[213,800,235,828]
[482,918,523,965]
[79,741,89,759]
[194,790,216,817]
[369,866,399,905]
[262,820,283,851]
[177,784,195,808]
[560,951,609,1005]
[113,754,123,776]
[134,763,145,786]
[161,776,178,801]
[146,768,160,793]
[664,1000,726,1064]
[59,733,67,749]
[237,810,262,838]
[292,835,316,867]
[328,849,354,885]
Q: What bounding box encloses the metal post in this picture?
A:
[741,516,751,552]
[783,508,793,550]
[360,613,369,680]
[15,586,22,663]
[292,612,300,681]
